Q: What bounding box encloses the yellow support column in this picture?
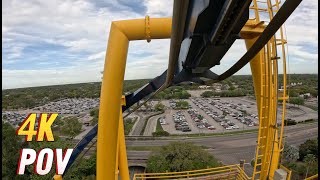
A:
[97,17,171,180]
[97,21,129,180]
[118,96,130,180]
[270,129,281,179]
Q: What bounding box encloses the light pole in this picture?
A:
[242,120,245,131]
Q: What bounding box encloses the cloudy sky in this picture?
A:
[2,0,318,89]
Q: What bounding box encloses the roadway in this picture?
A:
[126,123,318,166]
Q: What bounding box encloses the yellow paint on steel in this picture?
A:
[97,0,293,179]
[245,36,267,180]
[118,96,130,180]
[53,175,63,180]
[305,174,318,180]
[111,18,171,41]
[244,0,291,179]
[240,19,265,39]
[133,165,249,180]
[97,17,171,180]
[274,0,288,154]
[280,164,292,180]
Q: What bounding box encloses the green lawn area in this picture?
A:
[169,128,259,138]
[156,117,164,132]
[124,117,137,135]
[127,145,209,151]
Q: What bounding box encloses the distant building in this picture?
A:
[222,84,230,91]
[300,93,311,99]
[212,83,222,92]
[290,82,297,86]
[198,85,211,89]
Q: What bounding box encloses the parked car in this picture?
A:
[198,125,205,129]
[232,125,239,129]
[182,127,191,132]
[208,126,216,130]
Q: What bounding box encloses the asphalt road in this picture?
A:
[127,123,318,165]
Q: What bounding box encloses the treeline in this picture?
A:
[153,86,191,99]
[201,89,246,97]
[2,74,317,110]
[2,79,150,110]
[282,138,318,179]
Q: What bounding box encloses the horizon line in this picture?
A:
[2,73,318,90]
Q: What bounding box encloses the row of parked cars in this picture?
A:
[187,109,216,130]
[169,100,177,109]
[193,98,252,130]
[207,99,259,127]
[173,111,192,132]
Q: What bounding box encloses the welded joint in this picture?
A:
[145,15,151,43]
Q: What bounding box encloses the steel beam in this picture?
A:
[97,17,171,180]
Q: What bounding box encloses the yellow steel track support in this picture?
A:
[305,174,319,180]
[97,17,171,180]
[118,96,129,180]
[248,0,289,179]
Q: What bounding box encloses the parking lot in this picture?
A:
[157,98,260,135]
[161,109,198,134]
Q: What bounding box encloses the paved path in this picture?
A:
[143,114,163,136]
[130,112,160,135]
[128,115,140,136]
[130,113,144,136]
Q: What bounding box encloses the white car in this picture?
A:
[160,121,166,125]
[248,123,253,127]
[198,125,205,129]
[232,125,239,129]
[225,126,233,130]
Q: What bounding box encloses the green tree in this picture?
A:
[282,143,299,163]
[2,123,24,179]
[309,89,318,97]
[154,102,165,111]
[289,89,299,97]
[175,101,189,109]
[61,116,82,139]
[299,139,318,161]
[289,97,305,107]
[201,91,215,98]
[54,115,64,127]
[229,86,236,91]
[303,154,317,179]
[90,108,99,117]
[90,117,98,126]
[2,122,74,180]
[146,142,221,173]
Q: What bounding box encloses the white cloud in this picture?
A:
[88,51,106,61]
[2,0,318,89]
[144,0,173,17]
